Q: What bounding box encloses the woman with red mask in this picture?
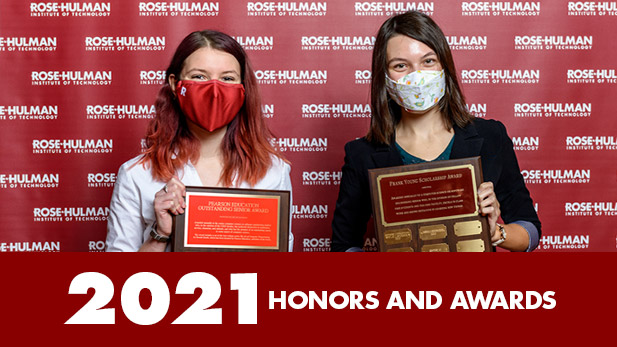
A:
[106,30,291,252]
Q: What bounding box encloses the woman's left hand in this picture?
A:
[477,182,500,240]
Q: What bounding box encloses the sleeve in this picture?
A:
[277,161,294,252]
[493,122,542,243]
[331,142,373,252]
[512,220,540,252]
[105,162,147,252]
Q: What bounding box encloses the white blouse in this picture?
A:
[106,155,293,252]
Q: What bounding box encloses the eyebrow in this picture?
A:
[387,52,437,65]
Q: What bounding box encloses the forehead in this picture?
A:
[386,34,436,59]
[181,47,241,73]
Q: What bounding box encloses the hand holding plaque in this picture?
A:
[368,157,492,252]
[172,187,290,252]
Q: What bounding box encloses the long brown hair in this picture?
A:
[140,30,284,186]
[367,11,473,145]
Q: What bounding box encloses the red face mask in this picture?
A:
[176,80,245,132]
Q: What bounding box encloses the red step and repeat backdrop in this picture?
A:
[1,0,617,252]
[2,2,617,343]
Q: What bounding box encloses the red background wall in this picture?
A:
[1,0,616,252]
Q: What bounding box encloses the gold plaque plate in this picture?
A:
[421,243,450,252]
[387,247,414,252]
[419,224,447,241]
[384,228,412,245]
[454,220,482,236]
[456,239,485,252]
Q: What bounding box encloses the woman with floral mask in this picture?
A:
[331,11,540,252]
[106,30,292,252]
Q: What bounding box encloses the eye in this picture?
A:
[423,58,438,66]
[190,74,207,80]
[391,62,407,71]
[221,75,237,82]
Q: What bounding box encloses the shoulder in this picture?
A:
[467,118,507,135]
[251,155,291,190]
[269,155,291,175]
[345,137,376,151]
[461,118,509,145]
[116,155,158,186]
[343,137,393,167]
[344,137,383,158]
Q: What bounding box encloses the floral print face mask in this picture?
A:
[385,70,446,112]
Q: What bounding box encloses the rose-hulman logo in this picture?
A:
[262,104,274,118]
[0,173,59,189]
[539,234,589,250]
[140,70,166,85]
[566,136,617,150]
[513,103,591,118]
[0,105,58,120]
[89,240,106,252]
[302,237,330,252]
[512,136,539,151]
[234,36,273,51]
[32,139,113,154]
[567,2,617,16]
[0,37,56,52]
[567,69,617,84]
[86,104,155,120]
[355,70,371,84]
[521,169,590,184]
[461,70,539,84]
[255,70,327,85]
[274,137,328,152]
[514,35,592,50]
[301,36,375,51]
[461,2,540,16]
[85,36,165,51]
[31,71,112,86]
[467,103,486,118]
[302,104,371,119]
[247,2,327,16]
[292,204,328,219]
[0,241,60,252]
[88,172,116,188]
[354,2,434,16]
[447,36,487,50]
[138,2,220,16]
[302,171,341,186]
[30,2,111,17]
[565,202,617,216]
[33,206,110,222]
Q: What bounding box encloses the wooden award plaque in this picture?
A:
[368,157,493,252]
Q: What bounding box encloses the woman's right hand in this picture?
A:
[152,175,186,237]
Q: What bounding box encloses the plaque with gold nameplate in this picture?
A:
[368,156,493,252]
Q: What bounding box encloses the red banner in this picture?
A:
[0,252,615,344]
